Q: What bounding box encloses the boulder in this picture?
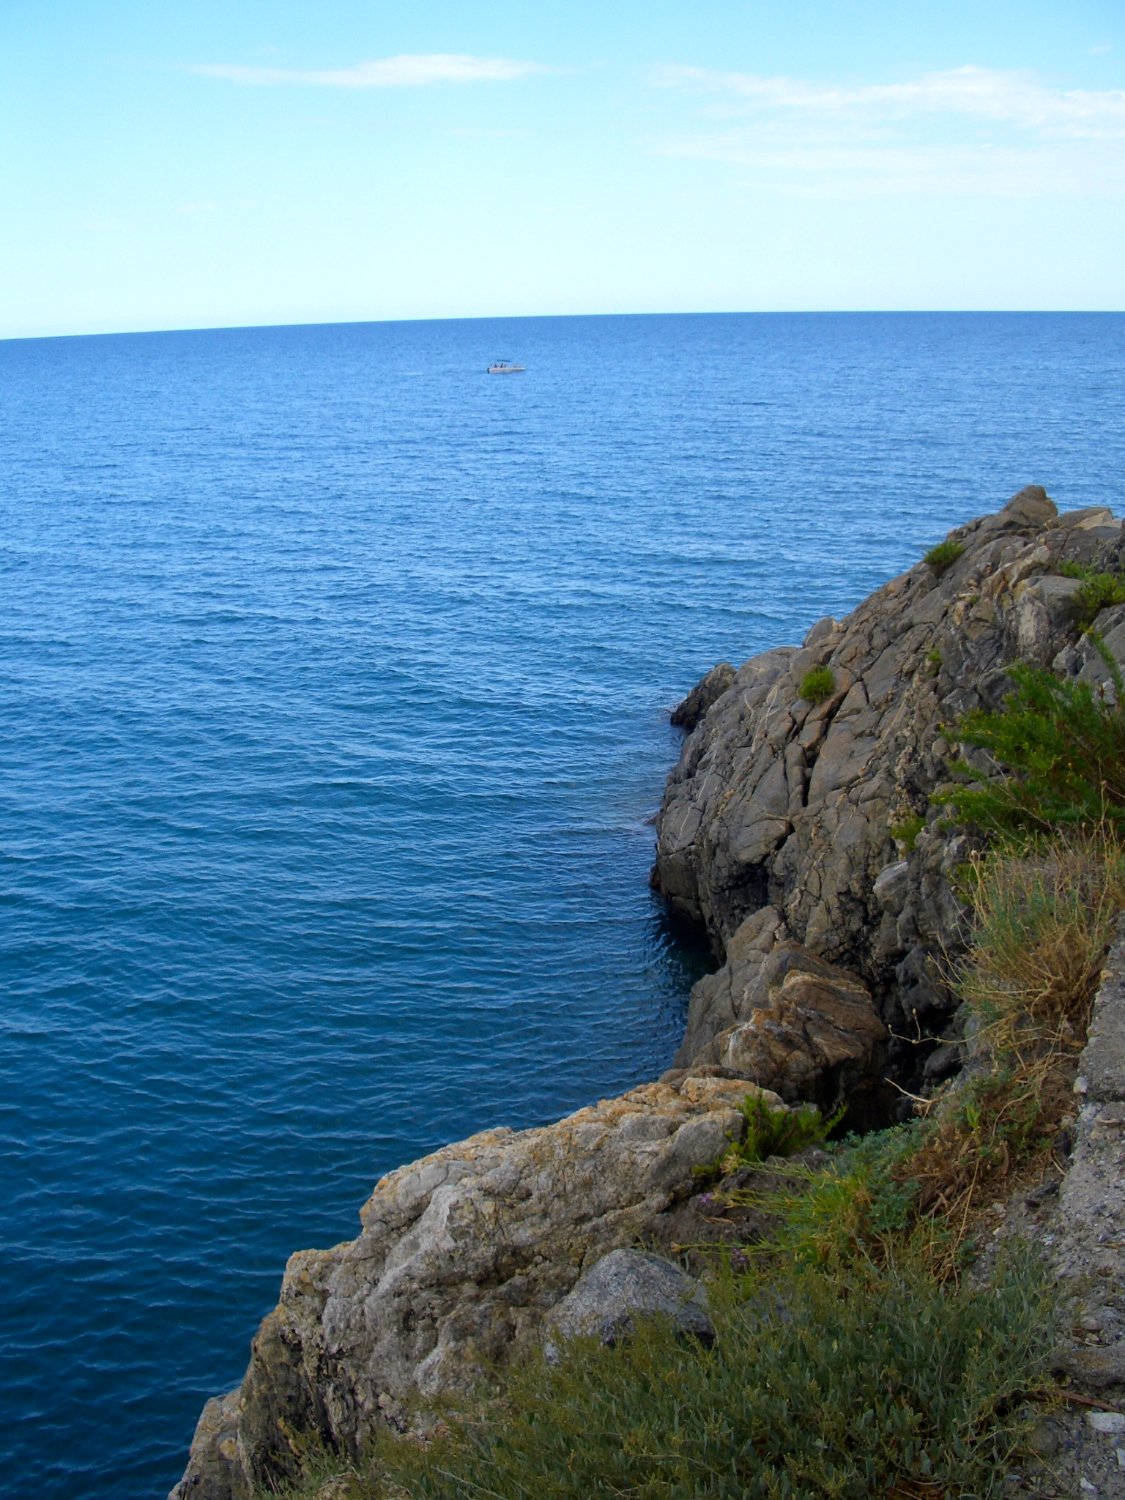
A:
[674,933,886,1119]
[543,1248,713,1358]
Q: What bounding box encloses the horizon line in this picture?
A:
[3,306,1123,344]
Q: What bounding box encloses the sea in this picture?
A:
[2,311,1123,1499]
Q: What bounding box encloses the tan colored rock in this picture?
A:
[717,962,886,1112]
[170,1073,779,1500]
[675,932,885,1117]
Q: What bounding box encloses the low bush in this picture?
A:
[731,1125,919,1271]
[924,539,964,575]
[371,1243,1053,1500]
[1057,560,1125,627]
[889,813,925,852]
[712,1095,836,1176]
[798,665,836,705]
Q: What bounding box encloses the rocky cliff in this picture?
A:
[653,485,1125,1117]
[172,488,1125,1499]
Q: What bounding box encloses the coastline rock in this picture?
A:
[673,930,887,1122]
[653,488,1125,1093]
[171,1074,783,1499]
[670,662,736,731]
[1016,923,1125,1498]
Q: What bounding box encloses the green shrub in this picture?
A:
[924,539,964,576]
[939,638,1125,836]
[732,1126,919,1270]
[1057,560,1125,627]
[715,1095,835,1175]
[372,1243,1053,1499]
[890,813,925,852]
[798,666,836,705]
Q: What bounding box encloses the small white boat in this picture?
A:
[487,360,526,374]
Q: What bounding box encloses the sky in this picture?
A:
[2,0,1123,338]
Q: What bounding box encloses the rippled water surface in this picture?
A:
[2,312,1123,1498]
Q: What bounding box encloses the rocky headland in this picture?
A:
[172,488,1125,1498]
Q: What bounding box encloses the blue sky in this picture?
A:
[3,1,1123,337]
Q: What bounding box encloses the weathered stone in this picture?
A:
[714,957,886,1114]
[671,662,736,731]
[673,906,789,1066]
[170,1073,780,1499]
[543,1248,713,1358]
[652,487,1125,1093]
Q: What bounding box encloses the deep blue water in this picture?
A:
[1,312,1123,1499]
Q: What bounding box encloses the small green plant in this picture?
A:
[734,1126,920,1269]
[798,665,836,705]
[723,1094,836,1172]
[890,813,925,852]
[926,646,943,675]
[924,539,965,576]
[1057,560,1125,627]
[939,637,1125,836]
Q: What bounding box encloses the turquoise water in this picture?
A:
[2,312,1123,1497]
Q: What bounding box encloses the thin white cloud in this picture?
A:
[649,64,1125,197]
[651,64,1125,140]
[191,54,548,88]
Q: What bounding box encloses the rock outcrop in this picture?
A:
[653,487,1125,1102]
[173,489,1125,1499]
[1055,915,1125,1369]
[171,1075,781,1498]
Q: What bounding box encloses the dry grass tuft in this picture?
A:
[892,829,1125,1275]
[958,830,1125,1048]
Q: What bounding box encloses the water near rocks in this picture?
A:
[1,312,1123,1497]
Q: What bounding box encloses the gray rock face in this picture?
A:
[653,489,1125,1092]
[670,662,736,731]
[1020,928,1125,1498]
[543,1248,713,1357]
[1057,917,1125,1302]
[170,1074,782,1499]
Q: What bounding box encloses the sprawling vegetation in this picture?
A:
[368,1244,1052,1500]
